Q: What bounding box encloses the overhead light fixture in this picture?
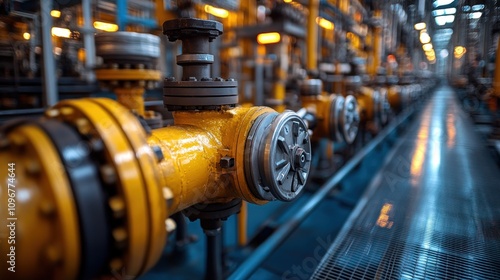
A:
[284,0,293,2]
[454,46,466,58]
[51,27,71,38]
[420,32,431,44]
[51,10,61,18]
[316,17,334,30]
[472,4,485,11]
[433,0,453,8]
[440,49,449,58]
[257,32,281,44]
[469,12,482,19]
[435,15,455,26]
[423,43,433,52]
[204,4,229,18]
[432,7,456,16]
[23,32,30,40]
[93,21,119,32]
[414,22,426,30]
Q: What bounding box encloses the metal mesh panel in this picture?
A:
[311,87,500,280]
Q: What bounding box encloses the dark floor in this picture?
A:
[311,85,500,279]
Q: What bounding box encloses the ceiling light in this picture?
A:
[423,43,433,52]
[433,0,453,8]
[204,5,229,18]
[435,15,455,26]
[420,32,431,44]
[257,32,281,44]
[51,27,71,38]
[414,22,426,30]
[472,4,484,11]
[51,10,61,18]
[93,21,119,32]
[316,17,334,30]
[469,12,482,19]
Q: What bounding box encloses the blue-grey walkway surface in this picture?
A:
[311,85,500,279]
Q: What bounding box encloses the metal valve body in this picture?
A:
[300,79,360,144]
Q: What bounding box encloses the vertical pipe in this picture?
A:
[371,10,382,77]
[40,0,58,106]
[82,0,96,83]
[117,0,127,30]
[307,0,319,72]
[237,201,248,246]
[205,233,223,280]
[493,39,500,97]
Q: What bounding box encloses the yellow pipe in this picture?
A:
[115,87,146,116]
[494,38,500,97]
[0,98,311,279]
[237,201,248,246]
[370,10,382,76]
[356,87,376,122]
[301,94,334,140]
[0,125,80,280]
[148,106,276,213]
[307,0,319,72]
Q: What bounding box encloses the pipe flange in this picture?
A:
[299,79,322,96]
[329,94,345,142]
[246,111,311,202]
[95,32,160,64]
[163,79,238,110]
[340,95,360,144]
[378,88,390,125]
[162,18,223,41]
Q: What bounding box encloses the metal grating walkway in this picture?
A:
[311,85,500,280]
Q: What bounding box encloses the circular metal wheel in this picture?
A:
[95,32,160,63]
[329,94,345,143]
[299,79,322,96]
[245,111,311,202]
[340,95,360,144]
[377,88,390,126]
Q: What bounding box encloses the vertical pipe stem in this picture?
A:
[40,0,58,106]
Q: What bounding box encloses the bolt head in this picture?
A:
[188,77,197,81]
[152,145,164,162]
[220,157,235,168]
[166,76,176,82]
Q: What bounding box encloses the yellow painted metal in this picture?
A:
[95,68,161,117]
[369,10,382,76]
[50,100,149,277]
[148,106,276,214]
[301,94,335,140]
[114,87,146,116]
[88,99,167,274]
[388,85,403,110]
[0,97,282,278]
[237,201,248,246]
[307,0,319,72]
[356,87,376,122]
[273,83,286,112]
[0,125,80,280]
[493,38,500,98]
[95,68,162,81]
[155,0,176,26]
